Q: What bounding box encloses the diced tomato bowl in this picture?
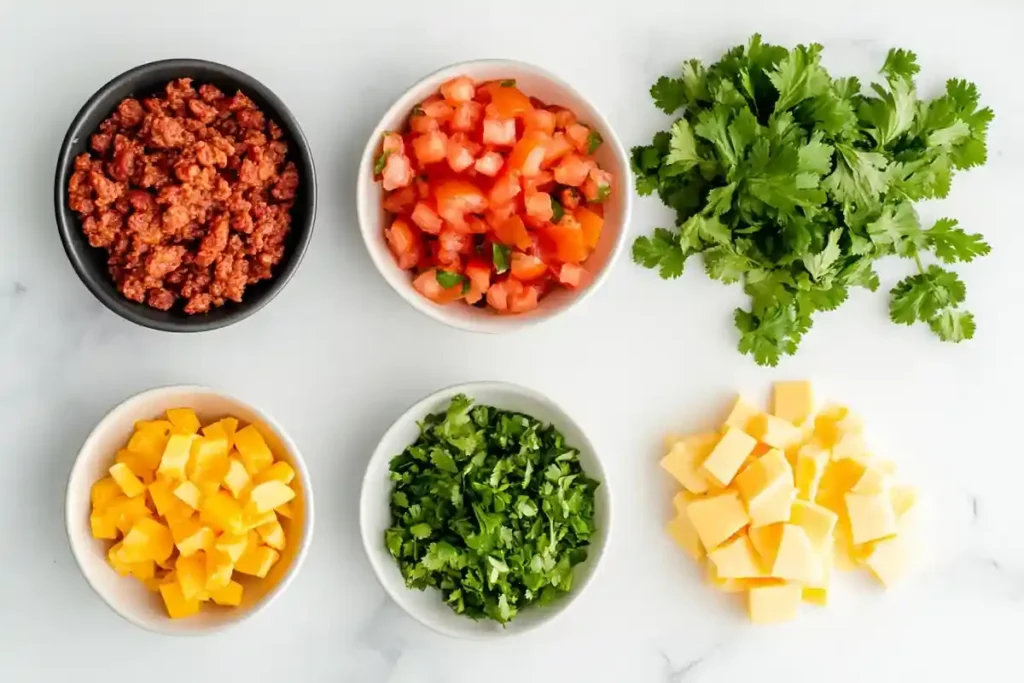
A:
[357,60,631,333]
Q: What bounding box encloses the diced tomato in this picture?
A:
[582,167,613,202]
[565,124,592,154]
[382,186,417,214]
[381,153,414,191]
[410,112,440,134]
[545,217,588,263]
[464,259,491,304]
[435,179,488,227]
[494,215,532,250]
[482,118,517,147]
[431,240,462,269]
[450,101,483,132]
[485,202,516,229]
[507,130,550,178]
[522,171,553,194]
[559,186,580,210]
[421,97,454,120]
[416,177,431,199]
[524,191,554,222]
[488,171,522,206]
[486,277,523,312]
[413,268,463,304]
[508,284,540,314]
[543,133,575,167]
[576,206,604,248]
[485,83,534,119]
[552,107,577,130]
[523,108,556,136]
[511,252,547,281]
[438,228,467,254]
[411,201,444,234]
[558,263,584,288]
[385,218,423,270]
[553,153,594,187]
[474,151,504,177]
[446,133,477,173]
[412,130,449,165]
[440,76,475,104]
[382,132,405,156]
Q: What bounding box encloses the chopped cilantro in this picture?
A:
[435,270,463,289]
[586,130,604,154]
[373,150,390,175]
[551,198,565,224]
[499,79,516,87]
[492,243,510,274]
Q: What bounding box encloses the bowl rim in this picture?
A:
[356,58,633,335]
[358,380,612,639]
[54,58,318,333]
[64,384,316,636]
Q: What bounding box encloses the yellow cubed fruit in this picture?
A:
[115,448,159,483]
[166,408,201,435]
[723,396,761,432]
[127,428,167,461]
[845,492,898,544]
[210,580,244,607]
[256,519,286,551]
[242,501,277,531]
[255,461,296,486]
[190,438,230,484]
[686,491,750,551]
[748,582,802,624]
[223,457,251,499]
[772,381,813,426]
[234,425,274,475]
[700,427,757,488]
[747,413,803,451]
[158,434,194,481]
[107,543,135,576]
[109,496,152,534]
[769,524,819,583]
[90,510,119,540]
[248,480,296,514]
[109,462,146,498]
[708,533,763,579]
[214,532,249,563]
[205,550,235,591]
[134,419,173,435]
[173,480,203,510]
[176,552,207,601]
[794,440,830,502]
[660,434,717,494]
[129,560,156,582]
[177,525,215,558]
[275,502,294,519]
[159,581,200,619]
[203,417,239,447]
[200,491,245,534]
[120,517,174,564]
[90,476,123,511]
[749,483,795,529]
[788,500,838,548]
[235,544,280,578]
[666,513,704,561]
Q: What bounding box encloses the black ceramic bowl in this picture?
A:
[55,58,317,332]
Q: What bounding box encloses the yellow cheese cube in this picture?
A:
[242,502,277,531]
[851,464,888,494]
[671,490,697,515]
[734,448,791,506]
[832,431,869,460]
[723,396,761,432]
[176,552,207,601]
[794,440,829,502]
[91,476,123,512]
[863,535,912,587]
[160,581,201,619]
[90,510,119,540]
[666,513,704,561]
[772,381,813,426]
[789,500,838,548]
[748,523,783,565]
[235,544,280,578]
[115,448,159,483]
[770,524,819,582]
[248,480,296,514]
[176,525,215,558]
[706,563,747,593]
[200,491,244,534]
[845,492,898,544]
[813,404,863,448]
[659,433,717,494]
[815,458,868,514]
[173,480,203,510]
[275,502,294,519]
[215,532,249,563]
[749,484,795,529]
[109,463,146,498]
[126,428,167,462]
[708,534,763,579]
[748,582,801,624]
[158,434,194,481]
[120,517,174,563]
[802,587,828,606]
[255,461,296,486]
[747,413,803,450]
[234,425,274,475]
[210,580,244,607]
[222,457,251,500]
[166,408,201,435]
[700,427,757,488]
[890,485,918,523]
[205,549,235,591]
[686,491,750,550]
[109,496,152,534]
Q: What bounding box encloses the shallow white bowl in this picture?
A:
[65,385,315,635]
[357,59,633,333]
[359,381,611,639]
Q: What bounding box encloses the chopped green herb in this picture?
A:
[492,243,510,274]
[586,130,604,154]
[594,184,611,203]
[411,105,425,116]
[373,150,391,175]
[385,395,600,624]
[499,79,516,87]
[435,270,464,289]
[551,198,565,223]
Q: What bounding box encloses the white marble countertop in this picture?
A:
[2,0,1023,680]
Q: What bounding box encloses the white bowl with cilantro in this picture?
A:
[359,381,610,638]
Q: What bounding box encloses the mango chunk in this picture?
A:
[191,437,230,483]
[120,517,174,564]
[176,524,215,558]
[234,426,274,475]
[235,544,280,578]
[173,480,203,510]
[275,502,294,519]
[242,502,277,531]
[90,510,120,540]
[109,463,146,498]
[176,553,207,601]
[134,419,173,435]
[109,495,152,534]
[91,477,123,512]
[205,549,235,591]
[115,448,159,482]
[166,408,201,435]
[210,580,244,607]
[127,428,167,461]
[160,581,201,619]
[248,480,296,514]
[200,491,245,534]
[222,457,251,499]
[202,417,239,447]
[158,434,194,481]
[255,461,296,486]
[214,532,249,563]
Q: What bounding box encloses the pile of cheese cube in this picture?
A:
[661,381,918,624]
[89,408,298,619]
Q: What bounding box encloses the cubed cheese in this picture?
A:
[706,563,747,593]
[166,408,201,436]
[734,448,791,507]
[802,587,828,606]
[749,484,795,529]
[770,524,819,582]
[200,491,244,534]
[160,581,201,619]
[210,580,244,607]
[204,549,235,591]
[214,532,249,563]
[747,523,784,566]
[158,434,194,481]
[723,396,761,432]
[255,461,296,486]
[815,458,868,514]
[234,426,274,475]
[789,500,838,548]
[256,519,287,551]
[108,463,146,498]
[832,432,869,460]
[666,513,705,561]
[814,405,863,447]
[686,491,750,550]
[747,413,803,450]
[700,427,757,488]
[708,534,763,579]
[851,464,888,494]
[748,582,801,624]
[235,544,280,578]
[845,492,898,544]
[223,457,251,499]
[890,485,918,524]
[90,477,122,511]
[248,480,296,514]
[172,480,202,510]
[794,440,829,502]
[671,490,697,515]
[175,553,207,601]
[772,381,813,426]
[863,535,912,587]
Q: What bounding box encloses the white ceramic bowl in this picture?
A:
[357,59,633,333]
[65,385,315,635]
[359,381,611,639]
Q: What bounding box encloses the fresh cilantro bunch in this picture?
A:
[385,395,600,624]
[632,35,992,366]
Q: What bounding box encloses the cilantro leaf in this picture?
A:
[436,270,464,289]
[881,48,920,82]
[374,150,391,175]
[587,130,603,154]
[499,79,516,87]
[889,265,966,325]
[664,119,702,171]
[802,228,843,281]
[929,309,976,342]
[650,76,687,114]
[633,227,686,278]
[550,198,564,224]
[925,217,991,263]
[492,243,510,274]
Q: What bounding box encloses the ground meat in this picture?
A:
[67,78,298,314]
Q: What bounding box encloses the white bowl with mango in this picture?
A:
[65,385,314,635]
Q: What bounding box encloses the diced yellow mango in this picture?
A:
[90,510,119,540]
[127,428,167,461]
[205,550,235,591]
[109,462,146,498]
[200,491,244,534]
[242,502,277,531]
[255,461,296,486]
[222,457,251,499]
[748,582,802,624]
[203,417,239,448]
[770,524,819,582]
[107,543,133,576]
[129,560,156,582]
[147,479,185,520]
[158,434,194,481]
[708,534,764,579]
[176,552,207,601]
[845,492,898,545]
[134,419,173,435]
[109,496,152,534]
[275,502,294,519]
[772,381,813,426]
[160,581,200,619]
[700,427,757,488]
[120,517,174,563]
[214,532,249,563]
[248,480,296,514]
[166,408,201,435]
[789,500,838,548]
[747,413,803,450]
[177,525,215,558]
[749,484,795,529]
[173,480,203,510]
[666,513,704,561]
[235,544,280,578]
[210,580,244,607]
[723,396,761,432]
[190,439,230,485]
[115,448,159,483]
[90,476,123,512]
[234,426,274,475]
[686,491,750,551]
